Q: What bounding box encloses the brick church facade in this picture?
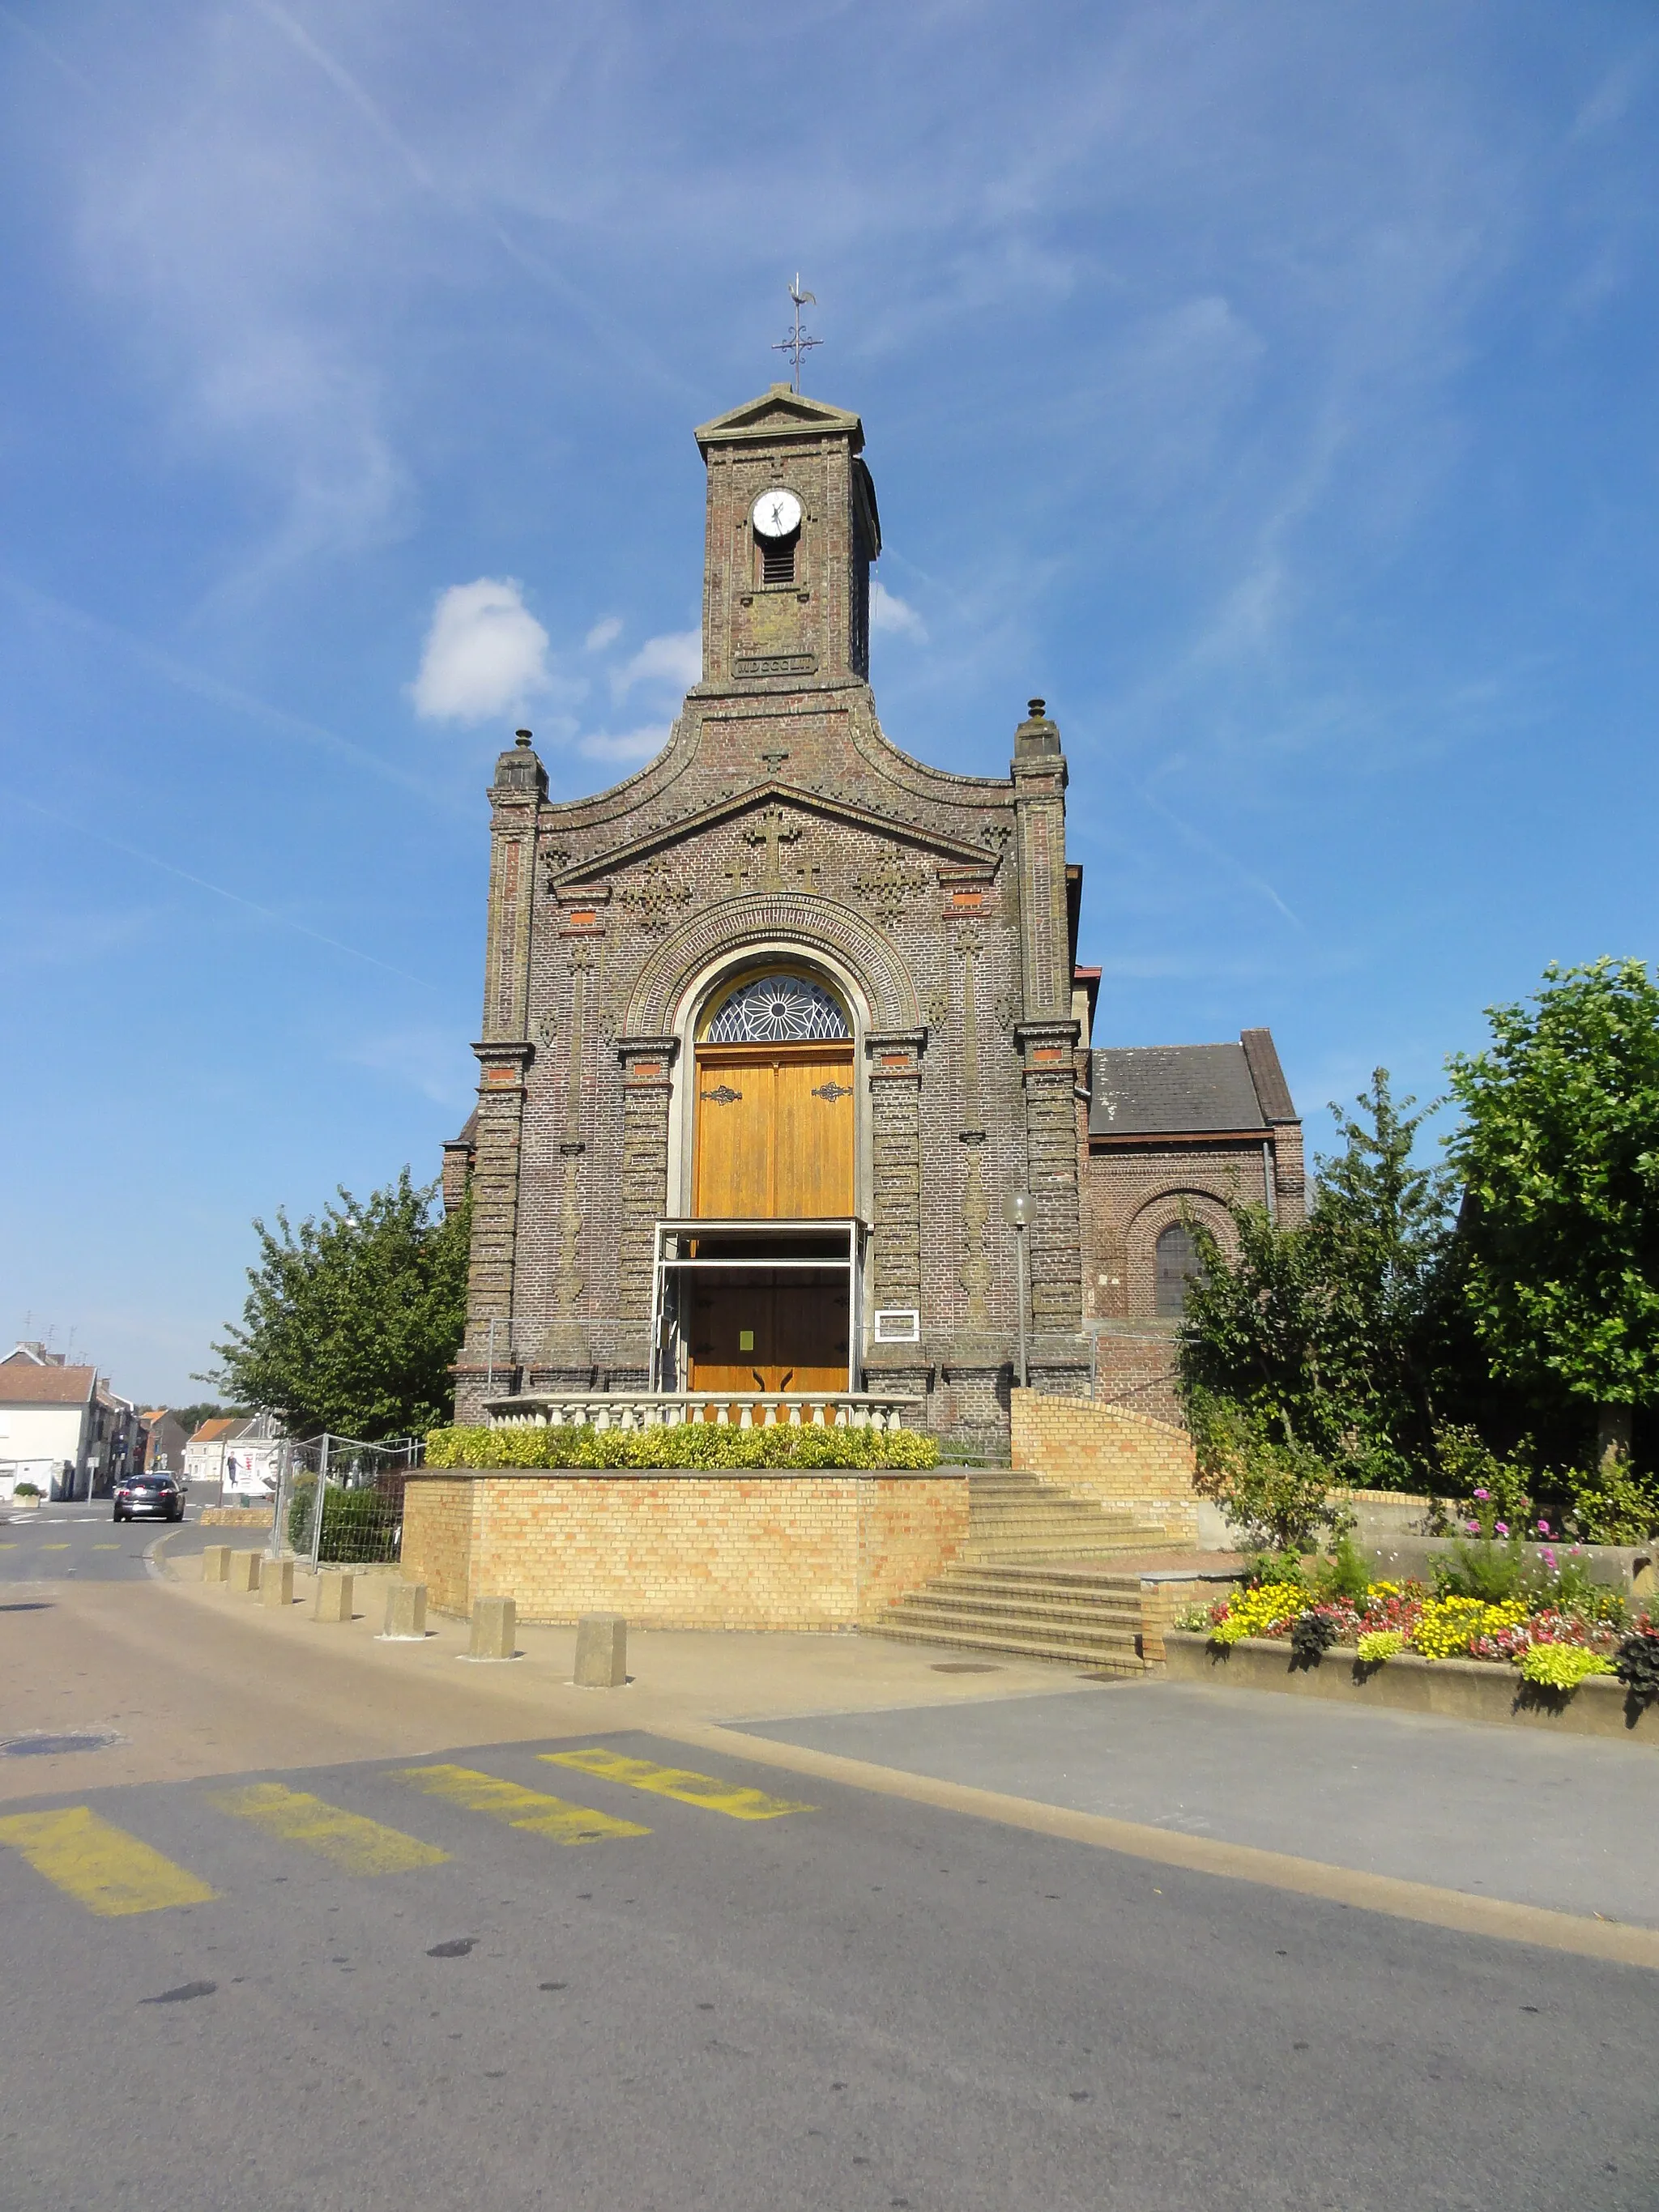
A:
[446,385,1301,1442]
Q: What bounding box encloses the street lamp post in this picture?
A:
[1010,1191,1031,1392]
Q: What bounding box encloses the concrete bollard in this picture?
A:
[200,1545,231,1585]
[574,1613,627,1688]
[313,1570,355,1623]
[261,1557,296,1609]
[382,1581,427,1640]
[226,1549,262,1596]
[467,1595,516,1661]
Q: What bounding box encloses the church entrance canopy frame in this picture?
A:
[648,1217,867,1396]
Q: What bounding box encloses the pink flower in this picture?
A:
[1473,1488,1491,1502]
[1536,1519,1551,1536]
[1465,1519,1479,1535]
[1495,1521,1509,1536]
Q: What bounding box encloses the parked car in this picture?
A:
[113,1473,184,1523]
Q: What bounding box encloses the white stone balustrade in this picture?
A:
[483,1392,923,1434]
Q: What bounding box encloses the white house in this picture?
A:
[0,1344,142,1501]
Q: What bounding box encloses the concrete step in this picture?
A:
[872,1621,1145,1674]
[889,1601,1149,1654]
[944,1560,1145,1583]
[962,1535,1166,1561]
[915,1583,1149,1619]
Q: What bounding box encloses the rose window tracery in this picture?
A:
[706,974,849,1043]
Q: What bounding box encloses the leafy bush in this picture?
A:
[1516,1643,1614,1690]
[1563,1454,1659,1545]
[1187,1392,1350,1554]
[1614,1625,1659,1702]
[11,1481,40,1498]
[423,1422,940,1472]
[1432,1426,1536,1528]
[1290,1611,1341,1667]
[1356,1629,1405,1664]
[1435,1526,1529,1605]
[1312,1531,1371,1607]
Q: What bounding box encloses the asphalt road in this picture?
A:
[0,1725,1653,2212]
[0,1498,212,1584]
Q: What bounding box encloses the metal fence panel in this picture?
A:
[267,1435,420,1566]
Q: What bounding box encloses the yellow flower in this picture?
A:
[1409,1596,1528,1661]
[1211,1582,1304,1644]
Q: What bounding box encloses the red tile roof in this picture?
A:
[0,1365,97,1405]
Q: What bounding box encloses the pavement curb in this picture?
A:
[659,1718,1659,1974]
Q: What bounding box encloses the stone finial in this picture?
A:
[1013,696,1062,763]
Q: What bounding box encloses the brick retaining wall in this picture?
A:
[400,1468,970,1631]
[1009,1388,1201,1544]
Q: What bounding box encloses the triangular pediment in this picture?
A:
[695,386,864,456]
[551,783,997,889]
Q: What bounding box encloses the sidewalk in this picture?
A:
[0,1530,1095,1805]
[738,1673,1659,1929]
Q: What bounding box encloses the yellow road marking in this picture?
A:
[207,1783,450,1876]
[542,1748,814,1821]
[390,1764,648,1846]
[0,1807,215,1916]
[41,1544,70,1551]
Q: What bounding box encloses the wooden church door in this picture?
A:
[692,1042,855,1218]
[687,972,855,1392]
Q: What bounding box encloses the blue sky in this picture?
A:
[2,2,1657,1405]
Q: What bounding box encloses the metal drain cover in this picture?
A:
[928,1661,1003,1674]
[0,1729,122,1758]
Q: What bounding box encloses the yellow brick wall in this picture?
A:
[401,1478,479,1617]
[1010,1389,1201,1545]
[400,1470,969,1631]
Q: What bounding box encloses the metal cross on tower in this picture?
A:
[771,275,821,393]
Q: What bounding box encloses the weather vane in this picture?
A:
[772,275,821,393]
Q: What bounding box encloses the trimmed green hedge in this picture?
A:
[424,1422,940,1472]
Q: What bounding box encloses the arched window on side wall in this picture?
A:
[1154,1221,1205,1318]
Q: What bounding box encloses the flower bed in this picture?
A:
[1183,1575,1656,1694]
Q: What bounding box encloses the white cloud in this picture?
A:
[411,578,553,723]
[578,727,669,765]
[871,582,928,642]
[584,616,623,652]
[612,629,702,698]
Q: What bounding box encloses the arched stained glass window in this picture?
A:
[706,973,849,1043]
[1154,1221,1206,1317]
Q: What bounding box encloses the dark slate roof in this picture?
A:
[1089,1034,1297,1138]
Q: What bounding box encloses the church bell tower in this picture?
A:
[694,386,881,693]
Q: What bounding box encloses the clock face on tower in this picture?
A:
[751,488,802,540]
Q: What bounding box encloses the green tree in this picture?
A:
[1177,1072,1458,1487]
[168,1401,241,1436]
[208,1171,469,1440]
[1446,958,1659,1464]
